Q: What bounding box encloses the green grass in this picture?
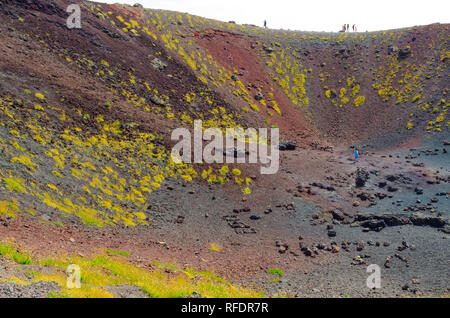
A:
[0,200,19,218]
[0,241,32,265]
[268,268,284,277]
[106,249,130,257]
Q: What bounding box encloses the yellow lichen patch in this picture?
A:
[232,168,241,176]
[353,95,366,107]
[11,155,37,172]
[3,177,27,193]
[35,93,45,100]
[406,121,414,130]
[208,242,222,252]
[0,199,19,218]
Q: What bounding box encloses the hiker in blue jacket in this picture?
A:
[354,149,359,161]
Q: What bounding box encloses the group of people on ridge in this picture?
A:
[341,24,357,32]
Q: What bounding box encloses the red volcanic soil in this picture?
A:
[195,29,319,147]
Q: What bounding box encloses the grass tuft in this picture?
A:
[268,268,284,277]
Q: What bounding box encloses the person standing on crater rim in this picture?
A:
[354,148,360,162]
[264,20,267,29]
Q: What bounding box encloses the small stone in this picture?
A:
[352,255,366,265]
[303,248,313,257]
[327,230,337,237]
[384,256,392,268]
[176,216,185,224]
[332,246,340,253]
[254,92,264,101]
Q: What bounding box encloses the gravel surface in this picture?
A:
[0,281,60,298]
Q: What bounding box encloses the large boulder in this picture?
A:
[353,212,448,232]
[410,213,447,228]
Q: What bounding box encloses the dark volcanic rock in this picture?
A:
[331,210,346,221]
[360,219,386,231]
[355,168,369,187]
[254,92,264,101]
[386,175,398,182]
[353,212,449,232]
[378,181,387,188]
[398,48,411,59]
[387,185,398,192]
[302,248,313,257]
[410,213,447,228]
[279,141,297,151]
